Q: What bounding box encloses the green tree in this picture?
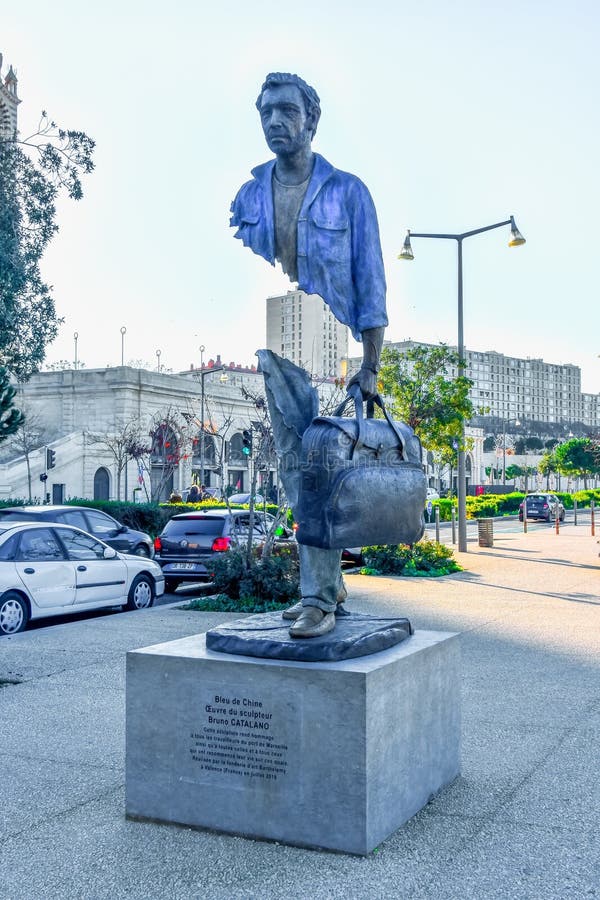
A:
[504,464,522,486]
[525,436,544,451]
[554,438,598,489]
[0,367,24,442]
[378,344,474,455]
[538,451,558,490]
[0,113,94,378]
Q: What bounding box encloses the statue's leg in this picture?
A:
[298,544,343,612]
[257,350,344,637]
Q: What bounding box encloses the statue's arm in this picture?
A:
[347,326,385,399]
[347,179,387,399]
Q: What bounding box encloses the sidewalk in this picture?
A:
[1,525,599,899]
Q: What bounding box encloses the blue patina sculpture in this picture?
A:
[231,153,388,342]
[230,73,389,639]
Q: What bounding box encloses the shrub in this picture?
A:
[211,547,300,605]
[179,594,290,614]
[362,539,462,577]
[570,490,600,509]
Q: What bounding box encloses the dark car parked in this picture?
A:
[154,509,294,592]
[341,547,364,568]
[0,506,154,557]
[518,493,565,523]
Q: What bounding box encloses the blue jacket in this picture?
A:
[230,153,387,341]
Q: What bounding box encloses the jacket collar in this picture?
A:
[250,153,335,204]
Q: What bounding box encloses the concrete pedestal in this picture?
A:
[126,629,461,855]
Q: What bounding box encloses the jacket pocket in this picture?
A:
[309,212,350,264]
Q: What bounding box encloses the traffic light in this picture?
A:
[39,473,48,483]
[46,448,56,469]
[242,429,253,457]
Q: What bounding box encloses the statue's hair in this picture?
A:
[256,73,321,137]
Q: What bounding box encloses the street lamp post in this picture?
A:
[120,326,126,366]
[156,349,161,372]
[399,216,525,552]
[73,332,79,371]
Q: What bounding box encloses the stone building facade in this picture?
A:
[0,365,272,503]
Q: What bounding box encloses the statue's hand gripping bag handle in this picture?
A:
[334,384,408,461]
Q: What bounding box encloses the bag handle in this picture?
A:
[333,384,407,459]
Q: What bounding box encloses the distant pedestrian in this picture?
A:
[187,484,201,503]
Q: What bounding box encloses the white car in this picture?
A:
[0,521,165,636]
[426,488,440,500]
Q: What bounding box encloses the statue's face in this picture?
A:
[258,83,314,156]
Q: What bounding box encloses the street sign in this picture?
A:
[426,500,433,521]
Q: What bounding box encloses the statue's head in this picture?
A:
[256,73,321,155]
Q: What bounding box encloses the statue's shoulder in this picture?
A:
[312,156,376,216]
[313,154,370,193]
[231,160,274,225]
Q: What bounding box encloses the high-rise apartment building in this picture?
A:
[266,290,348,378]
[347,339,599,431]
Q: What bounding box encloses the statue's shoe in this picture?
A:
[288,607,335,639]
[282,583,347,621]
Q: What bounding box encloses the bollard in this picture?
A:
[523,498,528,533]
[574,499,578,526]
[555,509,559,534]
[451,507,456,544]
[592,500,596,537]
[435,506,440,544]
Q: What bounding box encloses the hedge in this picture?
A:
[0,497,284,538]
[431,489,600,520]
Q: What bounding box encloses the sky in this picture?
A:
[3,0,600,392]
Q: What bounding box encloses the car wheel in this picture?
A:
[164,578,180,593]
[126,574,154,610]
[0,592,29,635]
[132,544,150,557]
[560,511,565,522]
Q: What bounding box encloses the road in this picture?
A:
[424,508,595,543]
[24,510,597,630]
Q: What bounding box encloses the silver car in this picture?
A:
[0,521,165,635]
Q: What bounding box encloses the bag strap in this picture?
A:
[334,384,407,460]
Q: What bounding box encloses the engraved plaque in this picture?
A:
[178,682,300,790]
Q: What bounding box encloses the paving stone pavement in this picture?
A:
[1,525,598,899]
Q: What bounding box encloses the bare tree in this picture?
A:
[183,397,235,494]
[142,407,192,503]
[86,419,149,501]
[7,403,49,501]
[238,386,286,562]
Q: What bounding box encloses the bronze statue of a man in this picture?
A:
[231,72,388,638]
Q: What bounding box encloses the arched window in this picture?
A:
[151,424,179,463]
[93,467,110,501]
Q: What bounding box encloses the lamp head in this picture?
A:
[398,231,414,260]
[508,216,526,247]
